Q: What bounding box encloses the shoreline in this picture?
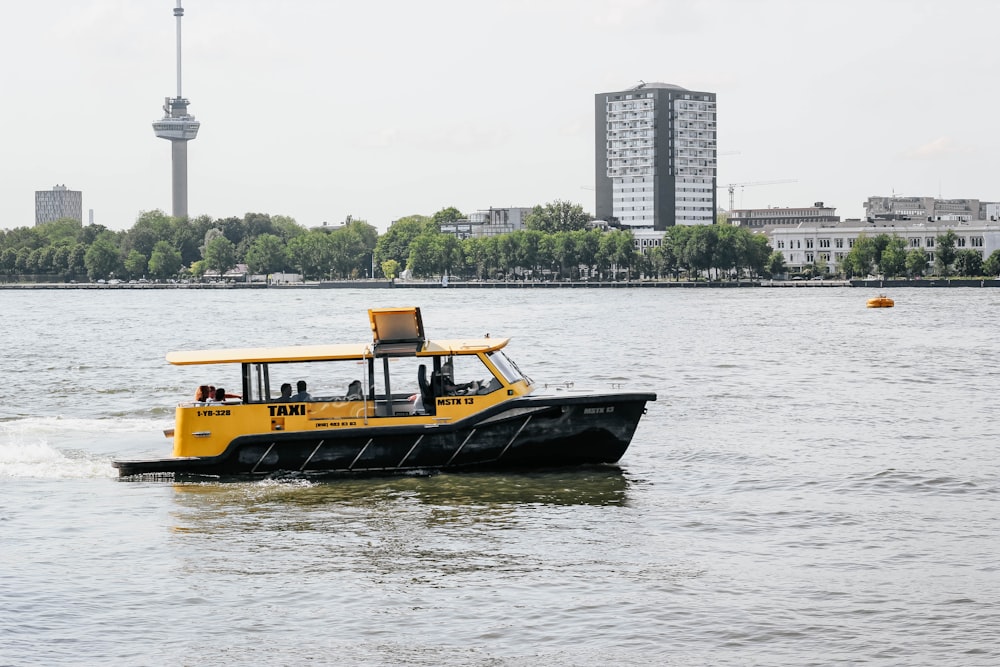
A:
[2,278,999,289]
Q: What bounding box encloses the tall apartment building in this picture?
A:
[35,185,82,224]
[595,82,717,230]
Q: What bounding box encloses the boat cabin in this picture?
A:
[165,308,534,457]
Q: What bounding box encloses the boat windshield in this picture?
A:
[488,350,530,385]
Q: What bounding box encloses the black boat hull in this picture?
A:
[113,392,655,478]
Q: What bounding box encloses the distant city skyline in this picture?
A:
[3,1,998,232]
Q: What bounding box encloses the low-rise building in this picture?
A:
[768,220,1000,272]
[439,207,532,239]
[863,195,1000,222]
[729,202,839,228]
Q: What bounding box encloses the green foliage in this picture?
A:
[36,218,83,246]
[0,248,16,274]
[905,248,928,277]
[287,232,330,280]
[954,249,984,277]
[405,233,439,277]
[374,215,434,269]
[432,207,464,226]
[330,220,378,278]
[766,250,787,277]
[842,233,877,277]
[204,236,237,276]
[934,230,957,276]
[244,234,287,275]
[524,200,591,233]
[984,249,1000,276]
[123,250,148,280]
[381,259,400,280]
[84,237,120,280]
[878,236,908,278]
[148,241,183,279]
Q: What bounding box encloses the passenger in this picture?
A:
[291,380,311,402]
[195,385,211,403]
[275,383,293,401]
[212,387,227,403]
[346,380,363,400]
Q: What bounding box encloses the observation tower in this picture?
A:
[152,0,200,219]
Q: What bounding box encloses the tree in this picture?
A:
[148,240,183,279]
[574,229,601,278]
[461,237,489,279]
[433,233,463,276]
[665,225,694,279]
[375,215,433,268]
[647,245,677,279]
[204,236,237,277]
[878,236,908,278]
[596,229,635,280]
[287,231,333,280]
[328,220,378,278]
[244,234,287,276]
[745,233,772,278]
[524,200,591,233]
[934,230,957,276]
[843,233,878,277]
[123,250,148,279]
[432,207,463,226]
[766,250,787,278]
[683,225,717,279]
[406,233,439,277]
[84,237,121,280]
[0,248,16,275]
[905,249,928,277]
[984,249,1000,276]
[36,218,83,247]
[124,210,173,258]
[954,249,984,277]
[68,243,88,277]
[381,259,400,280]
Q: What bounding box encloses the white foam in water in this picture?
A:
[0,439,115,479]
[0,417,166,479]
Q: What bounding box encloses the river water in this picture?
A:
[1,287,997,666]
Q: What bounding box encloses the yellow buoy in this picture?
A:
[867,295,894,308]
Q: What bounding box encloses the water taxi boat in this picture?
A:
[113,307,656,478]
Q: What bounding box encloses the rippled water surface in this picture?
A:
[2,287,998,665]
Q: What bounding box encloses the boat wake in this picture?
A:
[0,416,167,480]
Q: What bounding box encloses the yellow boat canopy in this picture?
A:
[165,337,509,366]
[166,307,509,365]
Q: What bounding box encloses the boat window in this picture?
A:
[250,360,368,402]
[488,350,530,385]
[441,354,503,396]
[372,357,421,397]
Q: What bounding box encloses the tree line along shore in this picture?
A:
[5,202,1000,285]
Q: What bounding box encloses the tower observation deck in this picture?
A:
[152,0,200,219]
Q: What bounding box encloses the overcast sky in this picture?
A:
[2,0,996,232]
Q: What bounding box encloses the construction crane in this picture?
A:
[719,179,797,211]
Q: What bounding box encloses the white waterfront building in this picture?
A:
[768,220,1000,272]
